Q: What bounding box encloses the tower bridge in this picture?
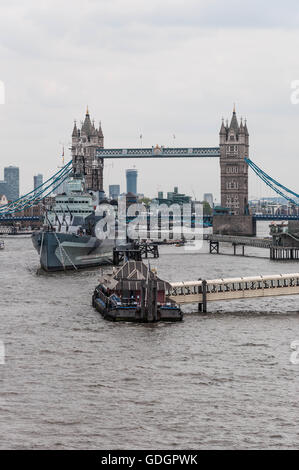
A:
[1,107,299,237]
[72,106,249,223]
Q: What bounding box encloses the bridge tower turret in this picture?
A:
[71,107,104,191]
[219,106,249,216]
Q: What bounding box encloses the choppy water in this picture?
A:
[1,225,299,449]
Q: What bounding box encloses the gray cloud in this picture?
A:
[0,0,299,200]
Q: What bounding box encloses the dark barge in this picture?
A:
[92,261,183,322]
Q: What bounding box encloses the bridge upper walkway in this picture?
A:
[205,234,272,249]
[167,273,299,304]
[96,146,220,159]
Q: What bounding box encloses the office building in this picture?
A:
[126,169,137,195]
[154,187,191,206]
[4,166,19,201]
[0,180,8,199]
[203,193,214,208]
[34,174,43,194]
[109,184,120,200]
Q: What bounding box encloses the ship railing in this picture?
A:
[167,273,299,302]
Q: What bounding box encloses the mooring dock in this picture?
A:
[206,234,299,260]
[92,261,182,322]
[112,242,159,265]
[167,273,299,312]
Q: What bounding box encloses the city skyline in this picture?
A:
[0,166,45,201]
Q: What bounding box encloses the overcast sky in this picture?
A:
[1,0,299,201]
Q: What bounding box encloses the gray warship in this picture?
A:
[31,175,120,271]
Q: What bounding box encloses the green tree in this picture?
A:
[201,201,212,215]
[139,197,152,207]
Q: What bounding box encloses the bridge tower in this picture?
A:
[71,107,104,191]
[219,106,249,215]
[213,106,256,235]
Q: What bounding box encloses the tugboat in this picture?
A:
[92,261,183,322]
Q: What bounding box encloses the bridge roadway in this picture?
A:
[0,216,40,222]
[167,273,299,307]
[1,215,299,223]
[253,214,299,221]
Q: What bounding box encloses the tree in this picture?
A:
[201,201,212,215]
[139,197,152,207]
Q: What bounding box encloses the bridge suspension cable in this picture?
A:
[245,158,299,206]
[0,161,72,216]
[1,170,72,216]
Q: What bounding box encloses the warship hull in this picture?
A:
[32,231,114,271]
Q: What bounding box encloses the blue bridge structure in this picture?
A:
[252,214,299,221]
[96,146,220,159]
[0,141,299,224]
[0,216,41,222]
[0,214,299,227]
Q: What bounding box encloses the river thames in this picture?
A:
[0,223,299,449]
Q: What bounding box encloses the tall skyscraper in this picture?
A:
[71,107,104,191]
[0,180,8,198]
[203,193,214,208]
[126,169,137,195]
[4,166,19,202]
[109,184,120,200]
[34,174,43,194]
[219,107,249,215]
